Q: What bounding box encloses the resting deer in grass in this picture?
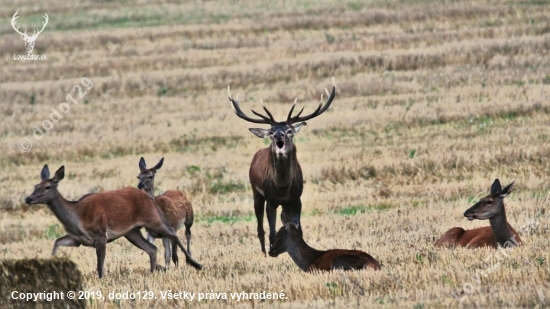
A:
[25,165,202,278]
[228,80,336,255]
[435,179,522,248]
[268,215,381,272]
[137,157,194,268]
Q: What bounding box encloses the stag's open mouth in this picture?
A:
[275,140,285,154]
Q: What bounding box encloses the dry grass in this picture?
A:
[1,0,550,308]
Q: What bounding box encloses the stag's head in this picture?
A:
[137,157,164,194]
[268,215,301,257]
[11,11,49,54]
[228,80,336,159]
[25,165,64,205]
[464,179,514,221]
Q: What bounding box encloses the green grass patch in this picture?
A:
[335,203,392,216]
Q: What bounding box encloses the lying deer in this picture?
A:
[268,215,381,272]
[435,179,522,248]
[137,157,194,268]
[25,165,202,278]
[228,79,336,255]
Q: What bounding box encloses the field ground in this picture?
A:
[1,0,550,308]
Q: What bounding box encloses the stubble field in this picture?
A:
[1,0,550,308]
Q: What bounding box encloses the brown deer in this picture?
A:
[137,157,194,268]
[11,11,48,54]
[268,215,381,272]
[227,80,336,255]
[435,179,522,248]
[25,165,202,278]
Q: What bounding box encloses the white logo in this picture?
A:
[11,11,48,60]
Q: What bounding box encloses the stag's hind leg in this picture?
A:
[185,224,192,255]
[162,237,171,268]
[171,240,179,266]
[253,192,266,255]
[124,228,162,272]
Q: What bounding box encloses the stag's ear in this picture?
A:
[249,128,270,138]
[40,164,50,180]
[152,157,164,171]
[52,166,65,183]
[499,181,515,198]
[490,179,502,195]
[290,215,300,230]
[292,122,307,134]
[139,157,147,171]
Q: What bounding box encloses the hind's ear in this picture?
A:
[290,215,300,230]
[152,157,164,171]
[499,181,515,198]
[139,157,147,171]
[40,164,50,180]
[52,166,65,183]
[490,179,502,195]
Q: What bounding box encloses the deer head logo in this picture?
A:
[11,11,48,54]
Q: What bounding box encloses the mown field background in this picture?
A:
[1,0,550,308]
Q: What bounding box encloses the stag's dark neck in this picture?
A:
[286,232,324,271]
[489,202,516,246]
[47,192,81,232]
[270,147,298,188]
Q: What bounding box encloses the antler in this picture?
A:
[227,86,276,125]
[11,11,25,37]
[286,77,337,124]
[30,13,48,39]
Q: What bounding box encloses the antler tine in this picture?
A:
[259,98,276,123]
[286,98,298,122]
[11,11,25,36]
[286,82,336,124]
[227,86,274,125]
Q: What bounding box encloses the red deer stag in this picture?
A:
[25,165,202,278]
[435,179,522,248]
[268,215,381,271]
[227,80,336,255]
[137,157,194,268]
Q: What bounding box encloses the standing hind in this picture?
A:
[137,157,194,268]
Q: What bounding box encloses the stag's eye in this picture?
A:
[149,176,153,179]
[45,186,51,190]
[487,200,493,204]
[286,130,293,135]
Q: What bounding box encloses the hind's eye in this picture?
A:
[45,186,51,190]
[487,200,493,204]
[149,176,153,179]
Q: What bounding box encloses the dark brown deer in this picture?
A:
[435,179,522,248]
[137,157,194,268]
[25,165,202,278]
[227,80,336,255]
[268,215,381,271]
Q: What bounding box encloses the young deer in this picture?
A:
[435,179,523,248]
[137,157,194,268]
[228,80,336,255]
[25,165,202,278]
[268,216,381,272]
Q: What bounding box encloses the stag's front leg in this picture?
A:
[52,235,81,255]
[265,202,278,251]
[253,192,266,255]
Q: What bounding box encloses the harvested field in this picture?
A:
[1,0,550,308]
